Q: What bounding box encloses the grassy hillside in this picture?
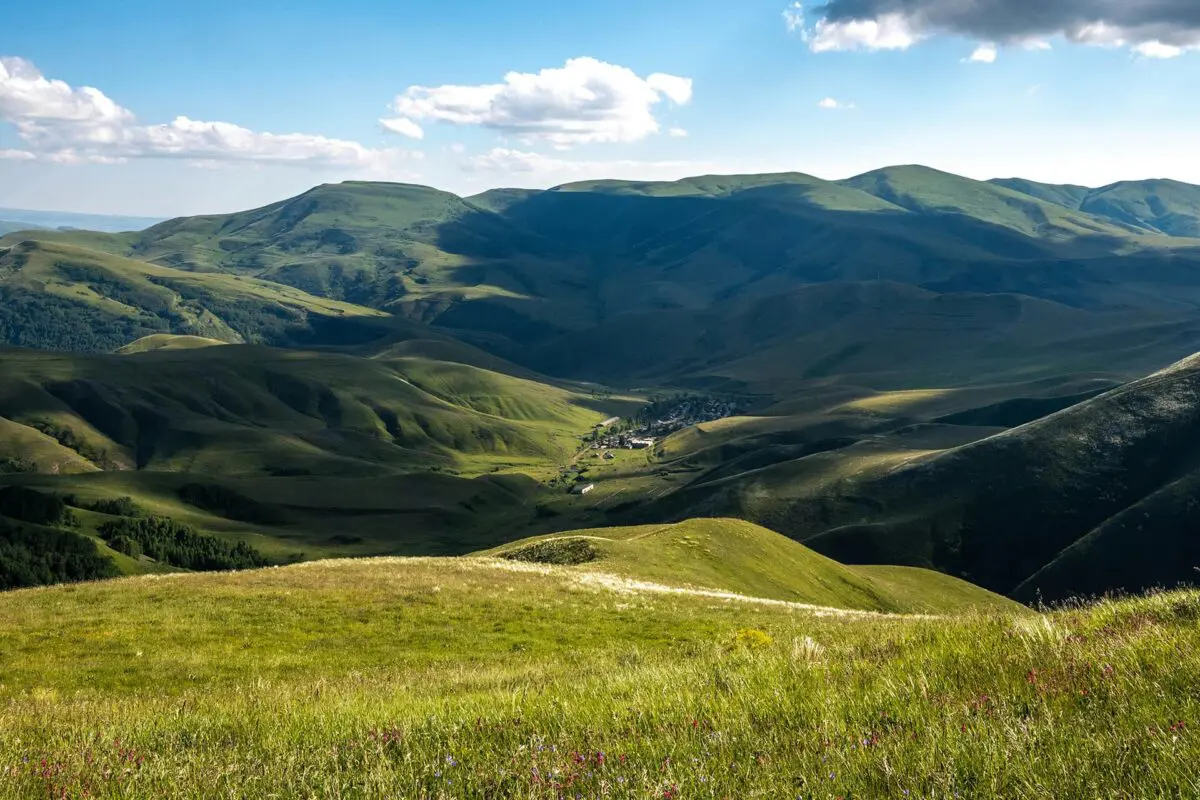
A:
[0,344,609,478]
[487,518,1020,613]
[115,333,229,354]
[996,177,1200,238]
[843,165,1143,241]
[0,555,1197,797]
[0,240,391,352]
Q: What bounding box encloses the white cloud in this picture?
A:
[810,13,923,52]
[381,57,693,146]
[818,97,855,109]
[0,148,35,161]
[1133,41,1184,59]
[668,127,689,138]
[380,117,424,139]
[966,43,998,63]
[0,56,417,171]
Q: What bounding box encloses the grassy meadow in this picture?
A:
[1,549,1197,799]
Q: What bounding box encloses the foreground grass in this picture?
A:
[0,559,1197,798]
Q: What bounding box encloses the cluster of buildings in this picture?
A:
[585,395,740,454]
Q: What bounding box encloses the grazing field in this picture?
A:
[0,548,1197,799]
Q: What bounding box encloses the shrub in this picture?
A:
[730,628,774,651]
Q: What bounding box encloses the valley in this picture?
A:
[3,167,1200,603]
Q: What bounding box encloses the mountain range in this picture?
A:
[3,164,1200,601]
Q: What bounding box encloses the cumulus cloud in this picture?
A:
[966,43,998,63]
[788,0,1200,58]
[817,97,855,109]
[0,56,416,169]
[381,57,693,146]
[668,127,689,138]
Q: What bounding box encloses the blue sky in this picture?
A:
[1,0,1198,216]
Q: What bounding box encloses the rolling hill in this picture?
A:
[0,342,610,478]
[488,517,1020,613]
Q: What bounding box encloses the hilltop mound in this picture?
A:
[116,334,228,354]
[488,518,1019,613]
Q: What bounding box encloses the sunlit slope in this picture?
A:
[0,239,387,352]
[0,343,605,477]
[115,334,229,353]
[995,176,1200,238]
[486,518,1020,614]
[841,165,1145,241]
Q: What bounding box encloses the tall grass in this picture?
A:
[1,560,1197,798]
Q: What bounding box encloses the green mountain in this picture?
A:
[10,168,1200,381]
[993,177,1200,238]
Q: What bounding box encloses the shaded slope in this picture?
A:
[785,353,1200,598]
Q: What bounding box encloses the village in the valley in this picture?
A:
[550,395,741,495]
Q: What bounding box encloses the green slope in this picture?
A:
[0,343,606,478]
[0,239,389,352]
[487,517,1019,613]
[994,177,1200,238]
[115,334,229,354]
[842,165,1141,241]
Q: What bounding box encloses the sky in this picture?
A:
[2,0,1198,216]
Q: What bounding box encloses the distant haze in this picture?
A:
[0,207,164,233]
